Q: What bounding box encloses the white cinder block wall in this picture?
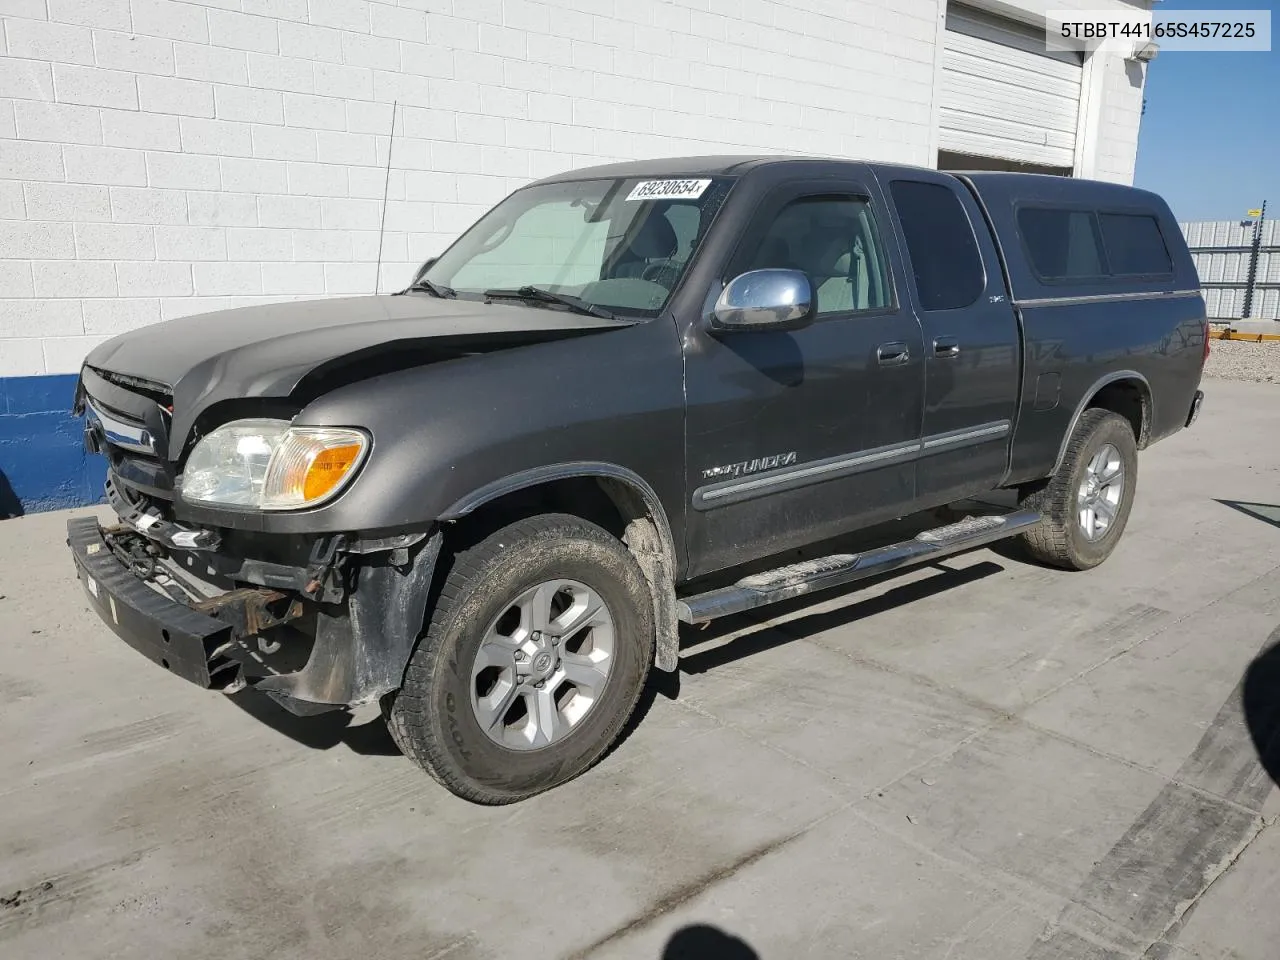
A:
[0,0,942,376]
[0,0,1146,378]
[1092,55,1146,183]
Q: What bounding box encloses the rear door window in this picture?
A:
[1099,213,1173,275]
[1018,207,1106,280]
[890,180,984,311]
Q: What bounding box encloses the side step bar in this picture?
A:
[676,510,1042,625]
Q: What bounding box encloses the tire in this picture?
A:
[1017,408,1139,571]
[382,513,654,804]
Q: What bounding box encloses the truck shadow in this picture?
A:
[0,471,22,520]
[677,558,1004,675]
[224,688,401,756]
[662,923,760,959]
[222,555,1004,761]
[1216,498,1280,530]
[610,557,1003,756]
[1243,625,1280,788]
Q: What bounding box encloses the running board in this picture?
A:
[676,510,1042,625]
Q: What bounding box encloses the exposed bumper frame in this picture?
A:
[68,516,237,688]
[68,516,443,715]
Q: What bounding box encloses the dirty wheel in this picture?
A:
[1017,408,1139,570]
[382,513,653,804]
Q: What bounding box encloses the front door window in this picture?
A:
[738,196,893,315]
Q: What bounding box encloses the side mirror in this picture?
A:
[710,269,815,333]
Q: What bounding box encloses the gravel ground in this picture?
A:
[1204,337,1280,383]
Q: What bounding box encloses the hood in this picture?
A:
[84,294,631,449]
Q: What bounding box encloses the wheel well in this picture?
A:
[445,476,626,545]
[439,476,682,673]
[1087,378,1150,447]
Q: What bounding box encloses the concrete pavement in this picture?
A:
[1,377,1278,959]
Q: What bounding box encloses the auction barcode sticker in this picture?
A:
[626,179,712,201]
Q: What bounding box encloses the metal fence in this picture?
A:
[1181,218,1280,321]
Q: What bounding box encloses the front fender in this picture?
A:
[253,531,443,712]
[282,315,687,538]
[442,462,684,674]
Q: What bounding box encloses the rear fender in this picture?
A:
[1052,370,1152,474]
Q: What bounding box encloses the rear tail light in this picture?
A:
[1203,320,1211,364]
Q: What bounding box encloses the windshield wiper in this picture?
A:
[483,286,616,320]
[406,277,455,298]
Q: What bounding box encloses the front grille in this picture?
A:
[81,365,177,508]
[104,446,176,502]
[85,365,173,409]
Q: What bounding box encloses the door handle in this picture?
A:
[933,336,960,358]
[877,341,909,366]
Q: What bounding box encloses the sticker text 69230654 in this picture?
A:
[625,179,712,202]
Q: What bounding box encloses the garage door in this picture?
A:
[938,5,1083,172]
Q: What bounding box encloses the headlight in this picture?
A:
[182,418,369,510]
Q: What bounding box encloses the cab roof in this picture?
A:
[530,156,1166,198]
[528,154,965,187]
[529,155,782,184]
[526,154,956,184]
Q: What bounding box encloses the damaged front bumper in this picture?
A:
[67,515,441,716]
[69,516,242,689]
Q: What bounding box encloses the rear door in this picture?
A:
[880,172,1021,505]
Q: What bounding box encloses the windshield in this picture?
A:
[421,176,735,317]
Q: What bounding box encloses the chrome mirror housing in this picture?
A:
[710,269,815,333]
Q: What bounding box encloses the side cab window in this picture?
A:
[890,180,986,311]
[736,196,893,316]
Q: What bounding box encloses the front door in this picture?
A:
[880,173,1021,505]
[682,178,926,578]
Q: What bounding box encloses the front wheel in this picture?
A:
[383,513,654,804]
[1017,408,1139,570]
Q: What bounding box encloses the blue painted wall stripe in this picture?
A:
[0,374,107,518]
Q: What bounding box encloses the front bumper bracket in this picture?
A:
[68,516,236,688]
[69,516,444,716]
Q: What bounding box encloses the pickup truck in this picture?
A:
[68,156,1208,804]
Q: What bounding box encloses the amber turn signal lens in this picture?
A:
[302,442,363,501]
[259,427,369,510]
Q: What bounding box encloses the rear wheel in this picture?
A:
[1018,408,1138,570]
[382,513,653,804]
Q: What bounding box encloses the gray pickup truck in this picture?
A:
[68,156,1208,803]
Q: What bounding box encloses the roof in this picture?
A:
[529,154,973,187]
[529,155,808,184]
[959,170,1171,207]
